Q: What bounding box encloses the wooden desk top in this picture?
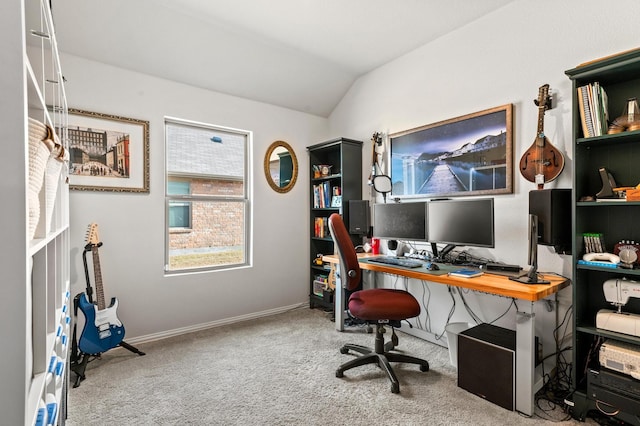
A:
[322,253,570,302]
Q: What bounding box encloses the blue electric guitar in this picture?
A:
[78,223,125,355]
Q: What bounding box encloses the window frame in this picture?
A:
[168,179,192,230]
[168,200,192,230]
[164,117,252,274]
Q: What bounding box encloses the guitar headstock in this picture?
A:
[534,84,552,111]
[86,223,101,247]
[371,132,383,146]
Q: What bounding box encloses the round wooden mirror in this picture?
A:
[264,140,298,193]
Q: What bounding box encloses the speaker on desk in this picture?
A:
[529,188,572,254]
[348,200,370,236]
[457,323,516,411]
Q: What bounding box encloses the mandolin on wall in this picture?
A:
[519,84,565,189]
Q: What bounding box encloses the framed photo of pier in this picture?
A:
[389,104,513,198]
[65,109,150,192]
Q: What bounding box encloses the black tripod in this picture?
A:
[69,244,145,388]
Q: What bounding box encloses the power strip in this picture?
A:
[404,252,429,260]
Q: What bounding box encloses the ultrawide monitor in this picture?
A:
[372,201,428,241]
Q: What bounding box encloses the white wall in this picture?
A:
[328,0,640,350]
[62,0,640,350]
[62,53,329,340]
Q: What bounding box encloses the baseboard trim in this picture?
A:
[120,302,309,346]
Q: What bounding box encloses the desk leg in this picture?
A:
[515,302,535,416]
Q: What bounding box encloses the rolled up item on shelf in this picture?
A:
[28,117,54,240]
[44,125,66,231]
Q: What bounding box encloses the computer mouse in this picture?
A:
[427,263,440,271]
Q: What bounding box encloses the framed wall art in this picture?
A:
[65,108,150,192]
[389,104,513,198]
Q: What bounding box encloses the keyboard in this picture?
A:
[368,256,423,268]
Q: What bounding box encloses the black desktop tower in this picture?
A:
[458,323,516,411]
[529,188,572,253]
[348,199,370,236]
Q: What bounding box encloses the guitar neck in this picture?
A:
[91,246,107,310]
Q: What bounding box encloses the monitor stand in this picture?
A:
[431,243,455,263]
[509,214,549,284]
[509,264,550,285]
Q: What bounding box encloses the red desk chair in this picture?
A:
[328,213,429,393]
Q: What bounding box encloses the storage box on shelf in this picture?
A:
[307,138,362,311]
[2,0,70,425]
[566,48,640,425]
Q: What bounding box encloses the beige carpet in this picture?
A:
[66,307,588,425]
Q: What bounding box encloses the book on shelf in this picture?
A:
[577,86,591,137]
[312,181,333,208]
[313,182,332,209]
[314,217,329,238]
[449,269,483,278]
[577,82,609,137]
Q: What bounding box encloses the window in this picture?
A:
[168,180,192,228]
[165,118,251,272]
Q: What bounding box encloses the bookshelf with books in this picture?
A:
[307,138,362,310]
[565,48,640,425]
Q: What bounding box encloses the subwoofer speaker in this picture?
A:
[529,189,571,253]
[458,323,516,411]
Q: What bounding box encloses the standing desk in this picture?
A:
[322,253,570,417]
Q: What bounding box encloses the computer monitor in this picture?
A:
[427,198,495,260]
[372,201,428,242]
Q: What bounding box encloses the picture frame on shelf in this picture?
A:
[389,104,513,198]
[64,108,150,192]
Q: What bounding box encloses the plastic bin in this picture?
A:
[445,322,472,368]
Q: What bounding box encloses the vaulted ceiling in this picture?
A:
[52,0,514,117]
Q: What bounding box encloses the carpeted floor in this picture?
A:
[66,307,590,425]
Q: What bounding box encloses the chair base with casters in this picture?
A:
[336,320,429,394]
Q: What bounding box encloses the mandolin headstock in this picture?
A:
[534,84,552,111]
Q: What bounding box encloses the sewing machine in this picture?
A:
[596,278,640,337]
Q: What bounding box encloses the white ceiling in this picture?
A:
[52,0,514,117]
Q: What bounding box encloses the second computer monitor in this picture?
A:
[427,198,495,254]
[372,201,428,242]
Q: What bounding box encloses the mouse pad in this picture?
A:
[432,264,475,276]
